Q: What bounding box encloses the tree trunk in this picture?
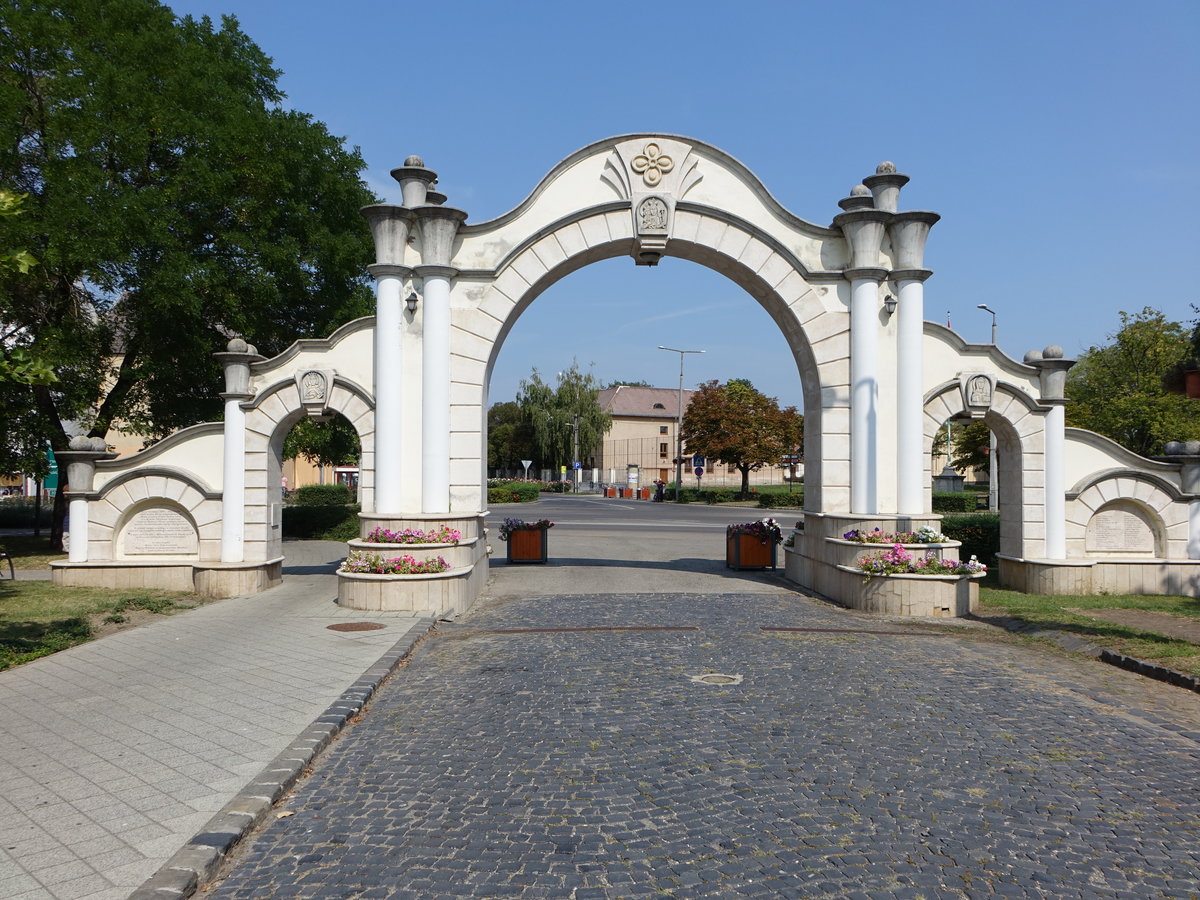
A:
[739,464,751,498]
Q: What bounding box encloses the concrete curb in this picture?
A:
[128,614,437,900]
[979,614,1200,694]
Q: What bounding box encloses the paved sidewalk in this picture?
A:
[0,542,433,900]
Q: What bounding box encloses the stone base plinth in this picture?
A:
[343,511,491,616]
[50,558,283,598]
[336,564,486,615]
[835,565,981,617]
[999,555,1200,596]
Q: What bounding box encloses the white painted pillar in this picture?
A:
[421,271,451,513]
[372,267,405,512]
[1189,501,1200,560]
[220,394,246,562]
[59,438,117,564]
[849,272,884,514]
[213,338,261,563]
[894,274,927,515]
[68,497,89,562]
[1044,402,1066,559]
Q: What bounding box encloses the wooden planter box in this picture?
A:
[639,489,651,500]
[620,488,633,498]
[726,534,777,570]
[506,528,548,564]
[605,487,616,498]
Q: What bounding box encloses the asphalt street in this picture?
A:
[195,496,1200,899]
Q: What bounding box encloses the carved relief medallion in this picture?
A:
[960,373,996,416]
[637,197,669,232]
[301,370,326,401]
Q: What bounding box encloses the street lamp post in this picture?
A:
[977,304,999,511]
[658,345,705,501]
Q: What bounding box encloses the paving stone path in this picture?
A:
[204,590,1200,899]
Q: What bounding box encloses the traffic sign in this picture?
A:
[691,454,706,469]
[694,467,704,478]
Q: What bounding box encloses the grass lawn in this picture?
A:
[979,586,1200,677]
[0,581,205,671]
[1,533,67,568]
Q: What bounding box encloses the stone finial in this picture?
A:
[68,435,91,450]
[213,339,265,397]
[360,204,415,266]
[226,337,248,353]
[1187,439,1200,455]
[424,188,448,206]
[863,165,911,214]
[886,211,939,270]
[391,157,438,208]
[1027,347,1075,400]
[1165,441,1183,455]
[89,437,108,452]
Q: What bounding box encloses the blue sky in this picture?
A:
[168,0,1200,408]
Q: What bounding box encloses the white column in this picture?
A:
[68,497,89,562]
[894,274,927,515]
[220,395,246,562]
[373,269,404,512]
[422,272,451,513]
[849,271,885,514]
[1189,501,1200,560]
[1044,403,1066,559]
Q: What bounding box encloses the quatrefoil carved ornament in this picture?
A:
[631,143,674,187]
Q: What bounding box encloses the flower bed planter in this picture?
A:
[507,528,549,564]
[835,565,983,616]
[726,534,777,570]
[605,487,616,498]
[639,488,651,500]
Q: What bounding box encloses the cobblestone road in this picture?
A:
[204,591,1200,899]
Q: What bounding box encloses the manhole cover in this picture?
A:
[327,622,386,632]
[689,673,743,686]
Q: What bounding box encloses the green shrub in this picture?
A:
[282,504,359,539]
[758,491,803,509]
[932,491,977,513]
[544,481,572,494]
[292,484,353,506]
[704,488,736,505]
[941,513,1001,568]
[0,499,52,528]
[487,481,541,504]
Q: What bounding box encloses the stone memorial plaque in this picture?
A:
[124,507,198,555]
[1085,507,1155,555]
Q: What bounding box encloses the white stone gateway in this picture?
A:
[52,135,1200,613]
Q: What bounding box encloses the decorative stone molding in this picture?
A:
[631,142,674,187]
[633,195,672,266]
[599,137,702,202]
[833,191,891,270]
[1024,345,1075,400]
[390,155,438,208]
[58,436,118,494]
[213,337,265,398]
[295,369,337,419]
[360,205,415,266]
[414,206,468,269]
[886,211,940,270]
[862,162,910,213]
[959,373,997,417]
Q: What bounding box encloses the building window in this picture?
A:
[653,402,666,409]
[659,425,668,434]
[659,443,668,458]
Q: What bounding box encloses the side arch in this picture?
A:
[449,205,849,513]
[1068,474,1189,558]
[242,376,376,561]
[922,380,1047,558]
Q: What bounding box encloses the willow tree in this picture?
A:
[515,363,611,476]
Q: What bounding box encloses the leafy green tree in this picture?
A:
[283,416,361,476]
[1066,307,1200,456]
[0,190,55,387]
[487,401,537,474]
[515,362,612,475]
[603,379,651,389]
[0,1,376,545]
[934,419,992,474]
[681,379,803,497]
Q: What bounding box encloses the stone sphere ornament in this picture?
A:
[1043,345,1064,359]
